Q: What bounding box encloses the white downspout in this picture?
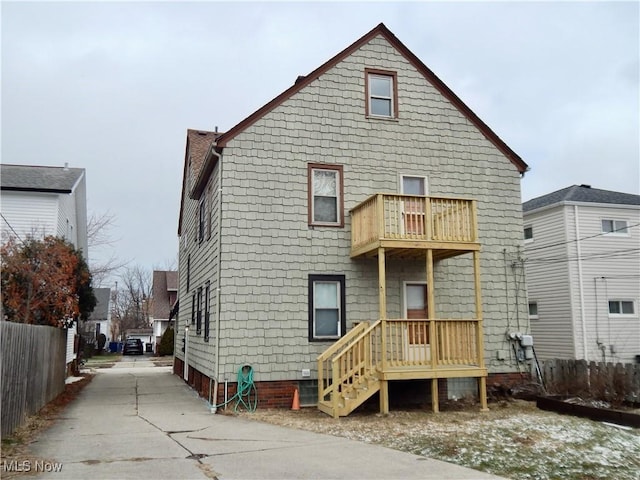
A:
[574,205,588,360]
[211,149,223,413]
[183,325,189,380]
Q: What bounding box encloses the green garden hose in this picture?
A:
[213,365,258,413]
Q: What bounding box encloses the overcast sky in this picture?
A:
[2,1,638,285]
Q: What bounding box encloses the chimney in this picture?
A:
[580,184,591,189]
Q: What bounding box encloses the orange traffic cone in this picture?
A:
[291,388,300,411]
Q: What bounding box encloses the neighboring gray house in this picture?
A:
[80,287,112,349]
[523,185,640,364]
[151,270,178,353]
[176,24,530,417]
[1,163,89,374]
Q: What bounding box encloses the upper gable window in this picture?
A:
[602,219,629,235]
[365,69,398,119]
[308,163,344,227]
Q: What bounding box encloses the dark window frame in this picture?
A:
[524,226,533,242]
[191,293,196,325]
[307,163,344,228]
[204,282,211,342]
[196,287,203,334]
[308,274,346,342]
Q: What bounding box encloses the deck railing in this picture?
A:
[351,194,477,252]
[318,318,482,407]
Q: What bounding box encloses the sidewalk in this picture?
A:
[30,365,506,480]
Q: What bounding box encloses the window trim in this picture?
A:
[308,274,346,342]
[365,68,398,119]
[400,175,428,196]
[307,163,344,227]
[528,301,539,320]
[608,299,635,316]
[601,219,629,236]
[198,198,206,243]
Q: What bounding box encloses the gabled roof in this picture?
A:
[523,185,640,212]
[88,288,111,322]
[151,270,178,319]
[1,164,85,193]
[177,130,219,235]
[214,23,527,174]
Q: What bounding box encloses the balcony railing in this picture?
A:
[351,194,478,255]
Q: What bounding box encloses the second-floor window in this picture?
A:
[198,199,206,243]
[602,219,628,235]
[308,164,343,227]
[608,300,635,315]
[366,69,397,118]
[528,301,538,320]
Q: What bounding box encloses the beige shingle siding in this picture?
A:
[194,35,528,382]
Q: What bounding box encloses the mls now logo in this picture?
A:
[2,460,63,473]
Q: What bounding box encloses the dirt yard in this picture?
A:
[240,399,640,480]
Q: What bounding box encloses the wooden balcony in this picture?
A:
[317,319,487,418]
[350,194,479,259]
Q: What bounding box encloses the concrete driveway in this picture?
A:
[30,363,506,480]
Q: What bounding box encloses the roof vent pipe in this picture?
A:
[63,162,69,170]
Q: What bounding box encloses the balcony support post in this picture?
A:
[473,249,489,412]
[431,378,439,413]
[378,246,389,415]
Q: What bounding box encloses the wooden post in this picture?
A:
[473,250,489,412]
[431,378,439,413]
[378,247,386,321]
[376,194,385,239]
[425,196,433,240]
[380,380,389,415]
[331,360,340,418]
[427,249,437,369]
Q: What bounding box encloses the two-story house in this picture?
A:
[150,270,178,353]
[176,23,530,417]
[1,163,89,375]
[523,184,640,364]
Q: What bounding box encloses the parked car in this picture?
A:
[122,338,144,355]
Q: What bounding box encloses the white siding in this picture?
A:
[524,206,575,360]
[180,34,528,383]
[525,202,640,364]
[1,191,59,241]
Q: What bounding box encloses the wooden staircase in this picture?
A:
[317,318,488,418]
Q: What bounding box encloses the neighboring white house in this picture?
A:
[1,163,89,374]
[523,184,640,364]
[1,163,88,255]
[150,270,178,353]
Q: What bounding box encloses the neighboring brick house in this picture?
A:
[150,270,178,353]
[176,23,530,417]
[523,185,640,364]
[1,163,89,375]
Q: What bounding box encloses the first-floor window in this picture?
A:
[528,301,538,320]
[191,293,196,325]
[524,226,533,242]
[196,287,202,334]
[204,282,211,341]
[608,300,635,315]
[309,274,345,341]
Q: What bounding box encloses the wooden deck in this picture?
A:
[350,194,479,259]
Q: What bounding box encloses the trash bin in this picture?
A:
[109,341,118,353]
[146,343,153,353]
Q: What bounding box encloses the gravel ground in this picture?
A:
[239,399,640,480]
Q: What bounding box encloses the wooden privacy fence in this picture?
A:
[1,321,67,437]
[543,359,640,405]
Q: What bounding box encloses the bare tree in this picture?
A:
[87,211,128,286]
[110,265,152,340]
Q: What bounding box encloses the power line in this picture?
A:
[525,247,640,264]
[0,213,24,243]
[525,222,640,253]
